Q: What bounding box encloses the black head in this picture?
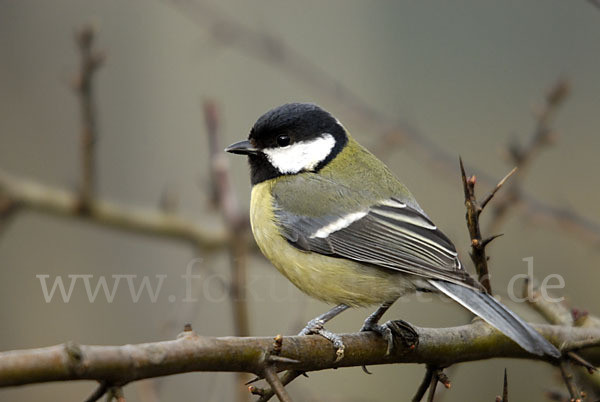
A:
[225,103,348,185]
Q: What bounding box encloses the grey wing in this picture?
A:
[275,197,479,289]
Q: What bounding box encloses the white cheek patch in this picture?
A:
[262,133,336,174]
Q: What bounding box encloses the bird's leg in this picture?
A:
[298,304,350,362]
[360,300,419,355]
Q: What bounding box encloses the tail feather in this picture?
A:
[429,280,560,358]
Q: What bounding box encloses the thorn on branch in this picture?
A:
[495,368,508,402]
[262,335,301,372]
[480,234,504,249]
[480,167,518,212]
[267,356,301,365]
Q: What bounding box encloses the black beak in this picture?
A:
[224,140,259,155]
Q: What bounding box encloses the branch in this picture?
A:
[460,158,516,293]
[589,0,600,11]
[167,1,600,249]
[1,322,599,389]
[0,169,234,251]
[488,79,570,233]
[204,100,250,336]
[204,100,251,402]
[73,25,104,212]
[525,280,600,399]
[84,381,108,402]
[0,26,257,254]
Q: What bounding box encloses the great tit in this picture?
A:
[226,102,560,359]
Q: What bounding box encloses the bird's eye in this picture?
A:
[276,135,291,147]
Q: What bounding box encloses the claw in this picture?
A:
[361,319,419,355]
[361,321,394,355]
[387,320,419,349]
[297,304,351,363]
[299,318,325,336]
[299,318,346,362]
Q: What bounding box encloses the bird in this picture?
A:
[225,102,560,360]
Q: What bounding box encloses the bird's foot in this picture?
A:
[360,319,419,355]
[299,318,345,362]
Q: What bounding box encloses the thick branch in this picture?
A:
[0,169,233,251]
[1,323,599,388]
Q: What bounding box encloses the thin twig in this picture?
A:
[84,381,109,402]
[204,100,250,336]
[426,370,439,402]
[559,362,581,402]
[74,24,104,213]
[567,351,597,374]
[522,278,574,326]
[524,280,599,396]
[263,367,294,402]
[460,158,515,293]
[255,370,304,402]
[0,169,236,251]
[203,100,250,402]
[107,386,126,402]
[589,0,600,11]
[412,367,435,402]
[488,79,569,233]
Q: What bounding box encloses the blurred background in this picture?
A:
[1,0,599,401]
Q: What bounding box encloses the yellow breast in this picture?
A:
[250,181,413,307]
